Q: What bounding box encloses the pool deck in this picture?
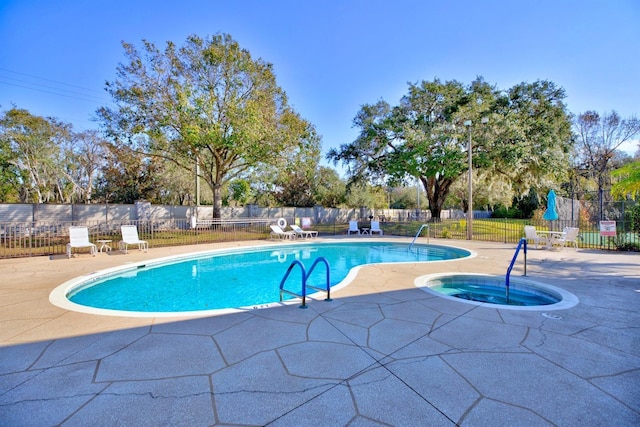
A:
[1,237,638,426]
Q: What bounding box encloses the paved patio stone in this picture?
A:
[1,238,638,425]
[96,333,225,380]
[65,376,215,426]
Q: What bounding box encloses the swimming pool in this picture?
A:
[51,242,472,317]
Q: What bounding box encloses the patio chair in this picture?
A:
[119,225,148,253]
[270,224,297,240]
[66,226,97,258]
[554,227,580,250]
[347,220,360,235]
[370,220,383,236]
[523,225,545,249]
[290,224,318,239]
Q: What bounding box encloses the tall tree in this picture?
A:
[0,107,70,203]
[98,33,319,218]
[272,131,322,207]
[573,111,640,197]
[0,121,21,202]
[315,167,346,208]
[328,78,572,219]
[60,130,107,203]
[94,142,162,204]
[489,80,573,192]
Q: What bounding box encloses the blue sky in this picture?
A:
[1,0,639,161]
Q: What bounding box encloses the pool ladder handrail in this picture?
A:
[279,257,331,308]
[409,224,430,250]
[505,238,527,300]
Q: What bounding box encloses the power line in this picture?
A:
[0,67,106,96]
[0,79,108,106]
[0,77,109,104]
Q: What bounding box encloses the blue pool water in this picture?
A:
[432,282,557,306]
[68,242,470,313]
[416,273,567,308]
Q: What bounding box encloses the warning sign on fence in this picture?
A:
[599,221,617,237]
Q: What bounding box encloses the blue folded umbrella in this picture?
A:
[542,189,559,221]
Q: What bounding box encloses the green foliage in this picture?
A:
[344,183,388,209]
[314,167,346,208]
[628,203,640,234]
[328,77,573,219]
[0,107,73,203]
[491,192,540,219]
[614,240,640,252]
[228,179,251,206]
[98,33,318,217]
[611,161,640,200]
[0,129,20,202]
[93,143,163,204]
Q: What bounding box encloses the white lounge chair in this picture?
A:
[119,225,148,253]
[67,226,97,258]
[270,224,296,240]
[554,227,580,250]
[524,226,545,249]
[290,224,318,239]
[347,220,360,235]
[370,220,383,236]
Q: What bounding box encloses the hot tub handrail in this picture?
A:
[409,224,430,250]
[506,238,527,300]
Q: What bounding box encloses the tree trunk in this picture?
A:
[212,183,222,219]
[422,175,453,220]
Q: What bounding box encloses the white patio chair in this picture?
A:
[370,220,383,236]
[523,226,545,249]
[67,226,97,258]
[347,220,360,235]
[555,227,580,250]
[119,225,148,253]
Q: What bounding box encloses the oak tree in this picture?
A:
[98,34,319,218]
[329,78,573,219]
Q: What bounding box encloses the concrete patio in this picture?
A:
[0,238,638,426]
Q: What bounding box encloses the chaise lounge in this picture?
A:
[119,225,148,253]
[290,224,318,239]
[270,224,297,240]
[66,226,97,258]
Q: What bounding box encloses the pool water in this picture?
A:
[68,242,470,313]
[432,282,557,306]
[414,273,578,310]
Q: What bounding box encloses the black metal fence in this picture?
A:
[1,217,637,259]
[0,219,273,258]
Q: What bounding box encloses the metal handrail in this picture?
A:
[505,238,527,301]
[279,260,307,308]
[305,257,332,301]
[409,224,430,249]
[279,257,331,308]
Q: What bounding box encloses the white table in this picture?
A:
[536,231,566,249]
[97,239,112,253]
[360,228,370,235]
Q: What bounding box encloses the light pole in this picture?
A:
[463,117,488,240]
